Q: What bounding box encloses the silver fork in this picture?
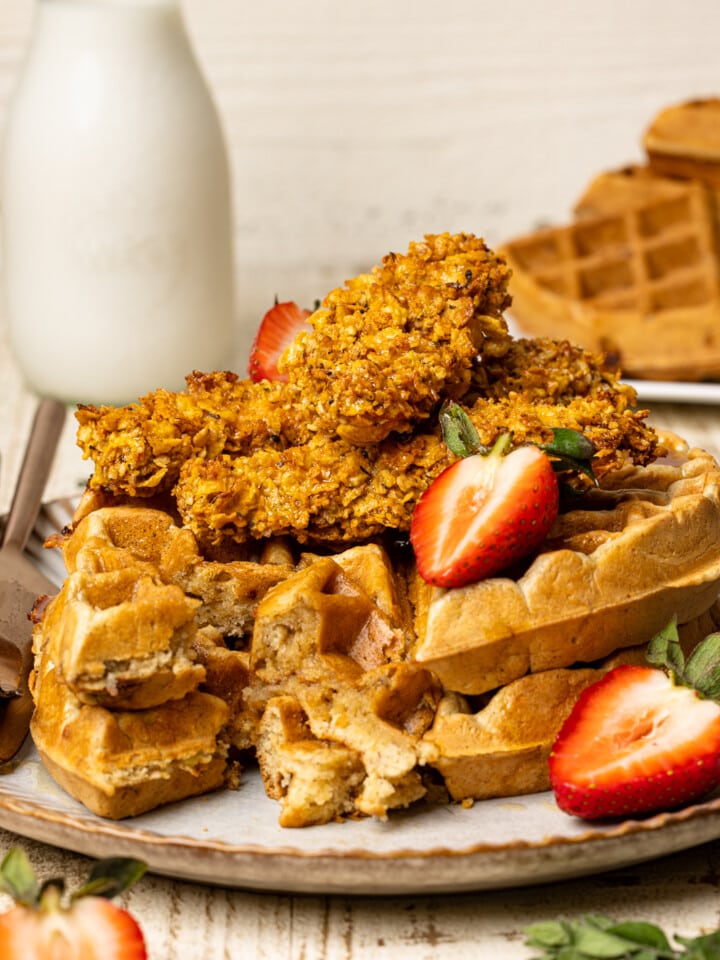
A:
[0,398,66,762]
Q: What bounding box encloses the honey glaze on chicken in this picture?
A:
[75,233,658,551]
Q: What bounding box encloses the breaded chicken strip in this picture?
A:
[76,233,512,494]
[74,232,658,548]
[475,337,637,405]
[76,373,297,497]
[282,233,512,443]
[174,393,656,548]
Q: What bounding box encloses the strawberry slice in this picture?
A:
[0,848,147,959]
[550,621,720,820]
[247,300,312,382]
[410,424,559,589]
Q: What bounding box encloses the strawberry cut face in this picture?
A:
[0,897,147,960]
[0,849,147,960]
[410,442,559,589]
[549,664,720,820]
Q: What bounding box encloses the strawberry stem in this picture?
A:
[0,847,147,910]
[438,403,598,489]
[438,402,487,457]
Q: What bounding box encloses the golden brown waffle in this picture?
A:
[250,551,441,825]
[40,568,204,710]
[644,98,720,187]
[62,506,293,639]
[250,552,410,684]
[38,506,291,710]
[574,164,695,217]
[410,437,720,695]
[421,602,720,802]
[255,696,366,827]
[30,646,230,820]
[502,176,720,380]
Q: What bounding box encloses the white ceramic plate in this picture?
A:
[3,501,720,895]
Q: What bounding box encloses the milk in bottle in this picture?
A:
[2,0,236,405]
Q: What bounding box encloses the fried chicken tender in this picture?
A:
[174,433,454,546]
[475,337,638,405]
[282,233,513,443]
[76,233,513,494]
[74,233,659,549]
[174,390,656,548]
[76,373,296,497]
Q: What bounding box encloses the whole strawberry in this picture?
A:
[0,847,147,959]
[550,619,720,820]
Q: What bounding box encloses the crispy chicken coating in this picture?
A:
[282,233,513,443]
[76,373,296,497]
[77,233,512,494]
[173,390,655,547]
[74,233,659,549]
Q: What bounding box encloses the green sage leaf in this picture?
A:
[606,921,671,950]
[0,847,39,906]
[677,927,720,958]
[525,920,573,948]
[74,857,147,901]
[572,925,640,957]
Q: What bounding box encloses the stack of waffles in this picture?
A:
[501,99,720,380]
[29,433,720,825]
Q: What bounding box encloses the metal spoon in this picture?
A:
[0,398,66,762]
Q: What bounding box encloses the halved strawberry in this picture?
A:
[410,425,559,589]
[549,621,720,820]
[247,300,312,382]
[0,848,147,959]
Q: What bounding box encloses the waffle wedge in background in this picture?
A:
[644,98,720,187]
[502,99,720,381]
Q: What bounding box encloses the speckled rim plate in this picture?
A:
[624,380,720,405]
[2,500,720,895]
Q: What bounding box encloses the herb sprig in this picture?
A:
[524,914,720,960]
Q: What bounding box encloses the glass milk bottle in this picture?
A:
[1,0,236,405]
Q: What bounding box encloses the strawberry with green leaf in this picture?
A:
[409,402,595,589]
[0,847,147,959]
[550,618,720,820]
[248,300,312,382]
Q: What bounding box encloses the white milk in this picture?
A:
[2,0,236,405]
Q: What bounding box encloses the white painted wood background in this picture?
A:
[3,0,720,362]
